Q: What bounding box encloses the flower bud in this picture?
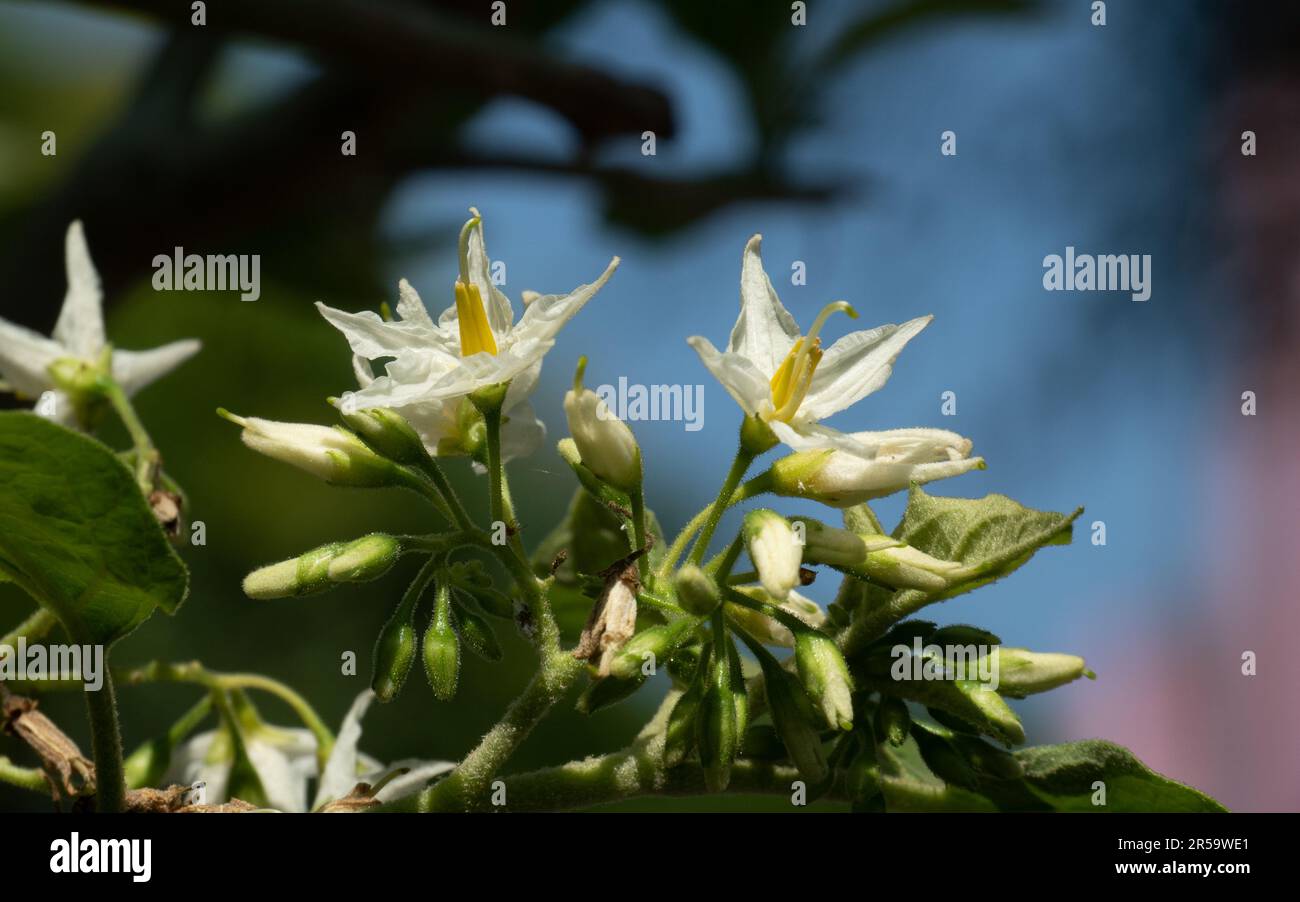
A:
[743,509,802,602]
[454,601,502,662]
[770,429,984,507]
[725,587,825,647]
[327,533,402,583]
[334,400,427,464]
[993,648,1091,697]
[860,541,968,591]
[372,605,417,704]
[423,585,460,701]
[795,515,968,591]
[673,564,720,617]
[219,410,402,487]
[875,695,910,747]
[696,649,739,793]
[756,651,829,787]
[563,357,641,492]
[606,619,696,682]
[793,518,867,568]
[575,671,645,714]
[663,675,705,769]
[957,681,1024,745]
[794,632,854,731]
[243,541,346,599]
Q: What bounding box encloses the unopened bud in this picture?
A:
[243,541,346,599]
[327,533,402,582]
[372,604,418,704]
[756,650,829,787]
[697,646,739,792]
[994,648,1091,697]
[725,587,825,647]
[454,601,502,662]
[219,410,402,487]
[674,565,720,617]
[770,429,984,507]
[563,357,642,491]
[606,619,696,682]
[423,585,460,701]
[794,632,854,731]
[875,695,910,746]
[335,400,427,464]
[743,509,802,602]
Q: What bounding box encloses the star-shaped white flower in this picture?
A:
[316,209,618,462]
[162,691,453,812]
[0,221,200,425]
[687,234,934,456]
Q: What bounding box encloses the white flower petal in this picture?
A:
[800,315,931,420]
[52,221,106,360]
[686,336,769,416]
[463,213,517,338]
[0,317,64,397]
[726,234,801,375]
[244,735,312,813]
[112,339,201,396]
[369,758,456,803]
[395,279,436,329]
[769,419,875,456]
[513,256,619,346]
[313,690,374,809]
[500,399,546,463]
[316,302,454,360]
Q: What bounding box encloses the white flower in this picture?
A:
[311,690,454,809]
[163,716,318,813]
[563,357,641,491]
[771,427,984,507]
[163,691,453,812]
[316,208,618,463]
[0,221,200,425]
[687,234,929,456]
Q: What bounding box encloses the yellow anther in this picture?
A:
[766,301,856,422]
[454,281,498,356]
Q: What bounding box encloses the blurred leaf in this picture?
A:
[0,412,188,645]
[1015,740,1227,812]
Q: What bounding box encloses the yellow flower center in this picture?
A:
[454,281,498,356]
[767,301,856,422]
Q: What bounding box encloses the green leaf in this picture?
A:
[0,412,188,645]
[893,485,1082,602]
[1015,740,1228,812]
[873,734,998,812]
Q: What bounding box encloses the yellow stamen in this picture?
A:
[767,301,857,422]
[455,281,498,356]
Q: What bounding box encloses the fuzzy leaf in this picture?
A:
[0,412,188,645]
[1015,740,1227,812]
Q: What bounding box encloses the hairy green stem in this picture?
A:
[0,755,47,794]
[1,607,57,650]
[114,660,335,765]
[100,376,159,494]
[687,449,754,566]
[658,473,770,581]
[414,456,473,530]
[84,667,125,812]
[406,650,584,811]
[630,485,650,581]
